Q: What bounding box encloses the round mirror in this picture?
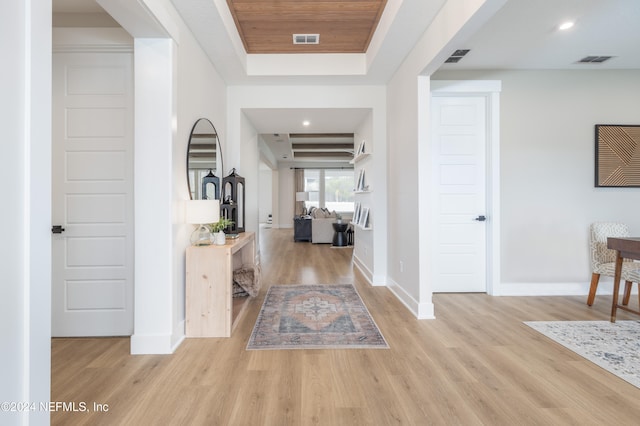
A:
[187,118,224,200]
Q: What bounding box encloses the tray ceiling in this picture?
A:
[226,0,388,54]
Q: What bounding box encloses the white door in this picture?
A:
[52,52,134,336]
[431,96,487,293]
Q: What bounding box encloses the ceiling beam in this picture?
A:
[289,133,354,139]
[294,152,353,158]
[292,143,353,150]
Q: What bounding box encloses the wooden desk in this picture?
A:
[608,237,640,322]
[186,232,255,337]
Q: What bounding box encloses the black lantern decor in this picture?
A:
[201,169,220,200]
[222,168,245,233]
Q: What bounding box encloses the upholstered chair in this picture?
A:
[587,222,640,306]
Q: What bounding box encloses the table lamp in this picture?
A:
[185,199,220,246]
[296,191,309,215]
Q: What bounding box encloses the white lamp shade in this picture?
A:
[296,191,309,201]
[185,199,220,224]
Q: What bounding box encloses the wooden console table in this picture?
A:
[186,232,255,337]
[608,237,640,322]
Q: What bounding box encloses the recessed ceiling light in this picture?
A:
[302,120,310,126]
[559,21,574,31]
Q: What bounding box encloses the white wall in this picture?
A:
[222,101,262,251]
[352,110,388,285]
[271,169,280,227]
[132,37,177,354]
[432,69,640,295]
[387,70,425,315]
[259,166,273,223]
[352,113,374,270]
[1,0,51,424]
[386,0,496,318]
[173,8,228,344]
[239,112,260,243]
[278,166,295,228]
[97,0,228,353]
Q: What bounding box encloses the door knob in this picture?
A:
[474,215,486,222]
[52,225,65,234]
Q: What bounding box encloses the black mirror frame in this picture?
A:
[186,118,224,200]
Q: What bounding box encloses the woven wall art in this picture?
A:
[595,124,640,187]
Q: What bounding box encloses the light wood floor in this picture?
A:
[51,228,640,425]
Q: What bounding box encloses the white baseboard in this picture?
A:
[387,278,435,319]
[171,334,185,352]
[171,320,185,351]
[353,256,433,319]
[353,254,373,284]
[353,254,386,286]
[130,333,177,354]
[372,273,387,286]
[494,279,637,296]
[130,319,185,355]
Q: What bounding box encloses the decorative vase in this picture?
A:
[214,230,226,245]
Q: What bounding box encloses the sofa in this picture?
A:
[311,218,336,243]
[307,207,338,244]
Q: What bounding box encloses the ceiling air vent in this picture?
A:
[445,49,470,64]
[293,34,319,45]
[577,56,613,64]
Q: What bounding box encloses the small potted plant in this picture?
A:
[209,217,234,245]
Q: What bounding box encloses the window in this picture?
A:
[304,169,320,209]
[324,170,354,212]
[303,169,354,213]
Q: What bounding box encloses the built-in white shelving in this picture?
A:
[353,140,372,230]
[349,152,371,164]
[351,222,372,231]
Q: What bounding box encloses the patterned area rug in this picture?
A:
[247,284,389,350]
[525,321,640,388]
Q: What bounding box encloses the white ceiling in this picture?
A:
[54,0,640,74]
[438,0,640,71]
[54,0,640,164]
[53,0,104,13]
[244,108,371,164]
[242,108,371,135]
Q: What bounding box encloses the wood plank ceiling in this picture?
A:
[226,0,388,54]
